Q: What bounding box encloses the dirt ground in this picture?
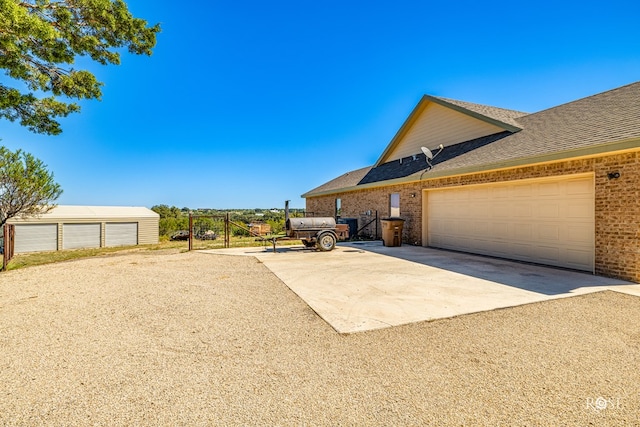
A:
[1,250,638,426]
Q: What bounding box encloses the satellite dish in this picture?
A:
[420,146,433,160]
[419,144,445,180]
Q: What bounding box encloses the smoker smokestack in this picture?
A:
[285,200,290,224]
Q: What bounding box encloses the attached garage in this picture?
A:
[8,206,159,254]
[304,82,640,282]
[425,174,595,272]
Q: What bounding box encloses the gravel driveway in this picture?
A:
[1,250,639,425]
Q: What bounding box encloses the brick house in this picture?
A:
[302,82,640,282]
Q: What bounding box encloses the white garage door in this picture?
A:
[426,175,594,271]
[14,224,58,253]
[63,223,101,249]
[105,222,138,247]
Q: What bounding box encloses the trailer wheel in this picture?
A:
[316,232,336,251]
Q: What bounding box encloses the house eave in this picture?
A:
[303,137,640,198]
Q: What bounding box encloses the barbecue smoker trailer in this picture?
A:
[284,200,341,251]
[287,217,338,251]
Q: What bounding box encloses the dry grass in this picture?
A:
[3,236,302,271]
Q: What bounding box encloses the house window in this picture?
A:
[390,193,400,217]
[335,198,342,219]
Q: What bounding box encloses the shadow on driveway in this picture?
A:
[200,242,639,333]
[342,241,633,295]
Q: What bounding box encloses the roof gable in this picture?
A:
[375,95,526,166]
[425,81,640,174]
[303,81,640,199]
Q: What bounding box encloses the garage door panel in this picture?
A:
[491,186,509,199]
[471,187,490,199]
[511,243,533,258]
[567,201,593,218]
[566,249,593,267]
[458,221,473,235]
[532,245,560,262]
[566,179,592,194]
[490,242,511,257]
[513,203,533,218]
[513,224,533,240]
[539,181,561,196]
[537,225,560,242]
[427,175,594,271]
[14,224,57,253]
[490,223,509,239]
[429,234,445,246]
[473,221,489,236]
[466,239,485,252]
[105,223,137,247]
[63,223,101,249]
[444,221,458,234]
[513,184,533,198]
[567,225,593,243]
[538,203,560,218]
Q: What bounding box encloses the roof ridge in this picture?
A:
[432,96,529,117]
[424,95,527,131]
[524,80,640,117]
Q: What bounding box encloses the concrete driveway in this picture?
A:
[201,241,639,333]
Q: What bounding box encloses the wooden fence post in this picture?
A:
[2,224,15,272]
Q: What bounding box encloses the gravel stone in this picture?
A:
[1,251,638,425]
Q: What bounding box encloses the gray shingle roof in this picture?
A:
[430,81,640,173]
[359,132,511,185]
[429,96,528,129]
[303,166,372,196]
[304,81,640,197]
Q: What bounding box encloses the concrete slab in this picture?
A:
[200,242,638,333]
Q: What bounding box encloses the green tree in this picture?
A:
[0,146,62,226]
[151,204,181,219]
[0,0,160,135]
[265,218,284,234]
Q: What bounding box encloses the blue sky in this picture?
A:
[2,0,639,209]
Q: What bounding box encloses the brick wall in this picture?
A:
[306,152,640,282]
[594,153,640,281]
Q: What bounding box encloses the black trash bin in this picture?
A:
[337,218,358,240]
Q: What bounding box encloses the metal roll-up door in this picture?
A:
[14,224,58,253]
[426,175,594,272]
[105,222,138,247]
[63,223,101,249]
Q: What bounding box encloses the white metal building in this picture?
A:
[7,206,159,253]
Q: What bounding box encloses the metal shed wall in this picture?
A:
[7,206,159,253]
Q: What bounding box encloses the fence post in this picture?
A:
[188,214,193,251]
[375,210,379,239]
[2,224,6,271]
[225,213,230,248]
[2,224,15,272]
